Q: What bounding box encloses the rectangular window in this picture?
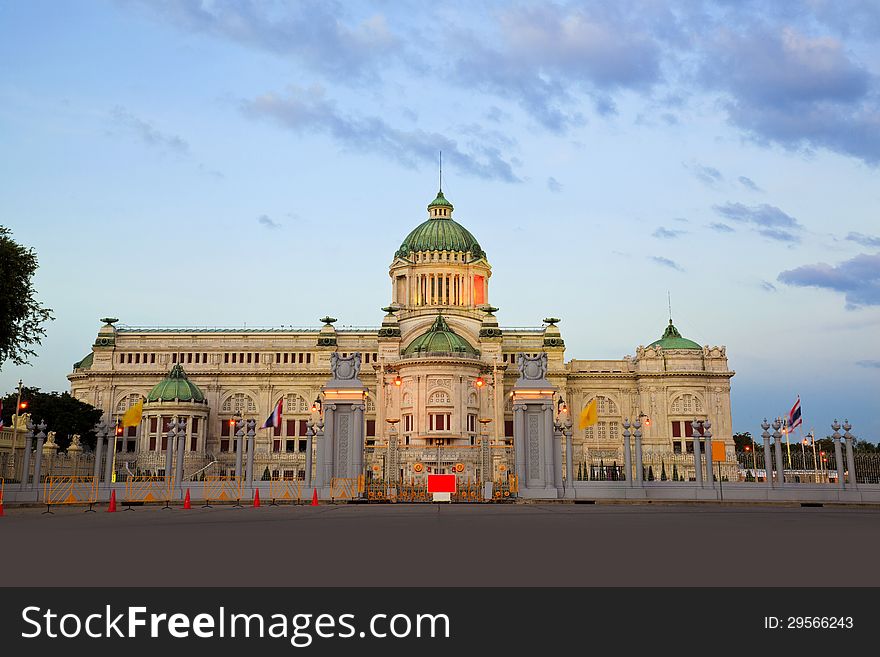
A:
[220,439,229,452]
[135,353,140,364]
[285,440,295,453]
[307,353,312,364]
[297,469,305,481]
[255,353,259,363]
[286,419,296,436]
[203,352,207,363]
[299,419,308,436]
[274,422,282,437]
[366,419,376,436]
[127,440,136,453]
[239,352,244,363]
[247,353,252,364]
[187,352,192,363]
[161,437,168,451]
[272,440,281,453]
[232,353,237,363]
[190,436,197,451]
[127,426,136,437]
[684,421,694,437]
[172,353,177,363]
[298,439,307,452]
[150,353,155,364]
[403,415,413,432]
[191,418,199,432]
[504,419,514,437]
[299,353,304,364]
[467,414,476,432]
[119,354,124,363]
[474,275,485,304]
[150,417,157,432]
[149,437,156,451]
[276,352,281,363]
[221,421,230,437]
[284,353,289,364]
[194,353,199,363]
[673,441,682,454]
[672,421,682,438]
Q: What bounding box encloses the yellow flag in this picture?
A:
[578,399,598,430]
[122,399,143,427]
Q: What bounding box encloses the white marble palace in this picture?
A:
[68,189,735,483]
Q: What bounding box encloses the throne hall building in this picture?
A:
[68,189,735,483]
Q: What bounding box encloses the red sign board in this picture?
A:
[427,473,456,493]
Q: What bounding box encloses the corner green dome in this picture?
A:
[648,320,702,350]
[395,191,485,260]
[74,352,93,370]
[147,364,206,403]
[402,315,479,356]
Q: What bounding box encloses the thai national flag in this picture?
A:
[260,399,283,430]
[0,400,4,429]
[788,396,802,431]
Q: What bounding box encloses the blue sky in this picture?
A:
[1,0,878,440]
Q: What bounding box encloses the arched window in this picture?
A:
[583,395,620,444]
[221,393,257,414]
[670,394,703,415]
[116,393,144,413]
[401,393,413,407]
[285,394,310,414]
[428,390,451,405]
[467,392,478,407]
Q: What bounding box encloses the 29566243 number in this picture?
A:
[787,617,853,629]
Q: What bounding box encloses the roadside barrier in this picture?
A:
[42,476,98,514]
[203,476,242,507]
[330,477,358,500]
[123,476,171,509]
[268,479,302,505]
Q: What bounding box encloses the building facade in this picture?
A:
[68,189,735,484]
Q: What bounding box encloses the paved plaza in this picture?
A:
[3,502,878,587]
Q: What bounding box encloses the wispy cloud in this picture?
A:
[110,106,189,154]
[738,175,763,192]
[650,256,685,272]
[760,280,777,292]
[241,86,521,182]
[546,177,563,192]
[686,162,723,186]
[856,359,880,369]
[709,222,735,233]
[778,252,880,308]
[257,214,280,229]
[653,227,686,239]
[714,202,802,242]
[845,232,880,248]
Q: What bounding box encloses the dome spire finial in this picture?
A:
[668,290,673,324]
[439,150,442,193]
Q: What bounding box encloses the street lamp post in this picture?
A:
[761,419,773,487]
[772,417,785,485]
[691,419,703,487]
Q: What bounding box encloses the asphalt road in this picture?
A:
[2,502,878,586]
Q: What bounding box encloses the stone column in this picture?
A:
[164,421,175,481]
[234,420,244,479]
[773,419,785,485]
[704,420,714,488]
[553,423,564,491]
[175,419,187,493]
[634,421,644,486]
[33,421,46,492]
[543,403,554,485]
[92,422,104,484]
[104,424,116,485]
[761,420,773,488]
[623,420,633,487]
[513,404,526,479]
[690,420,702,487]
[564,420,574,487]
[843,421,857,487]
[316,406,334,489]
[831,421,844,489]
[246,419,256,489]
[20,420,34,488]
[305,422,314,485]
[353,403,365,481]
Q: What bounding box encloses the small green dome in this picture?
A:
[402,315,479,356]
[147,364,206,403]
[74,352,93,370]
[648,320,701,350]
[395,191,485,260]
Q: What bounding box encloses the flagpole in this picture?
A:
[810,429,817,483]
[784,418,791,468]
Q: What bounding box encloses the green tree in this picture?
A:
[0,387,102,450]
[733,432,753,452]
[0,226,54,368]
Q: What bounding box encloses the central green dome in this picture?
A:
[147,364,206,403]
[402,315,479,356]
[394,191,485,260]
[648,320,701,350]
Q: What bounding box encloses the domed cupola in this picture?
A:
[394,190,485,261]
[147,364,207,403]
[402,314,479,356]
[648,320,701,350]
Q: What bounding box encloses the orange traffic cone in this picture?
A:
[107,490,117,513]
[253,489,261,508]
[311,487,319,506]
[183,488,192,509]
[0,497,4,517]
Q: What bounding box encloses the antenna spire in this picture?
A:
[667,291,672,323]
[439,151,442,192]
